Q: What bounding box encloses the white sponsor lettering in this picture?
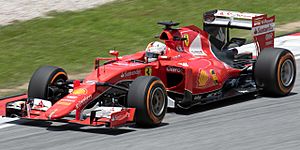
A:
[121,70,141,78]
[178,62,189,67]
[253,23,275,36]
[61,99,75,102]
[86,80,97,85]
[194,95,202,101]
[76,95,92,109]
[216,10,262,19]
[254,18,275,26]
[66,95,78,99]
[166,66,183,73]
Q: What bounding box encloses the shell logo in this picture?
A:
[72,88,87,95]
[198,70,208,87]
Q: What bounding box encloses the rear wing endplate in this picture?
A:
[252,14,275,52]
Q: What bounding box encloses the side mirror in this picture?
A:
[158,56,171,60]
[109,50,119,60]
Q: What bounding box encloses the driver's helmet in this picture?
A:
[145,41,166,62]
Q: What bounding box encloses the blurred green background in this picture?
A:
[1,0,300,95]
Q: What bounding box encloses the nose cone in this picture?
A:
[45,102,76,119]
[45,82,96,120]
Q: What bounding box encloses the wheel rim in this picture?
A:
[280,59,294,87]
[150,87,165,116]
[48,75,67,101]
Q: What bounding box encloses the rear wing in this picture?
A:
[203,10,275,53]
[203,10,263,29]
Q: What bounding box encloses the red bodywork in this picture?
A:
[0,25,241,127]
[1,10,274,127]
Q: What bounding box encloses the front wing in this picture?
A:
[0,94,135,128]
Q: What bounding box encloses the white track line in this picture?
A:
[0,123,15,129]
[237,33,300,60]
[0,117,18,124]
[0,117,18,129]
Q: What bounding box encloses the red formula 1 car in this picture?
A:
[0,10,296,128]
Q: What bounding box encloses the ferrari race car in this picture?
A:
[0,10,296,128]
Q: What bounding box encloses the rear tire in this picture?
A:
[254,48,296,96]
[127,76,167,127]
[28,66,68,102]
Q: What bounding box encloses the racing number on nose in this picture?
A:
[145,67,152,76]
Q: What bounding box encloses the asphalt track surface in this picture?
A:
[0,60,299,150]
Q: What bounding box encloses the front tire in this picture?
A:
[254,48,296,96]
[127,76,167,127]
[28,66,68,102]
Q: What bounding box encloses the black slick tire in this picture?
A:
[127,76,167,127]
[254,48,296,96]
[28,66,68,102]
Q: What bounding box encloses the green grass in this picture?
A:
[1,0,300,89]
